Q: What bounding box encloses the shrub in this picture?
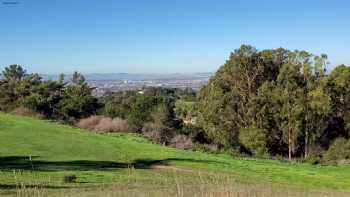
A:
[142,122,163,143]
[304,146,323,165]
[63,174,77,183]
[171,134,194,150]
[76,116,129,133]
[12,107,43,118]
[305,155,322,165]
[193,143,219,153]
[94,117,129,133]
[141,103,179,144]
[142,122,177,145]
[239,128,267,156]
[181,124,209,144]
[143,129,162,144]
[323,138,350,164]
[76,115,102,130]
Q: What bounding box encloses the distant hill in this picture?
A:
[40,72,213,81]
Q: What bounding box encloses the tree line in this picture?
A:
[198,45,350,163]
[0,45,349,164]
[0,65,100,122]
[0,68,201,147]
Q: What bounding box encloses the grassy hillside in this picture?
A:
[0,113,349,196]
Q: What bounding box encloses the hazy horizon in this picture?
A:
[0,71,214,76]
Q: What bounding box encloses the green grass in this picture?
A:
[0,113,349,196]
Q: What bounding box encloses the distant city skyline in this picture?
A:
[1,0,349,74]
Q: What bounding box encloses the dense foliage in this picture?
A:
[198,45,350,162]
[100,87,201,145]
[0,65,100,122]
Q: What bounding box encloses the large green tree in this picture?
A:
[3,64,27,82]
[58,72,100,121]
[276,63,305,160]
[21,80,65,118]
[256,51,330,159]
[0,65,31,110]
[198,45,289,148]
[322,65,350,145]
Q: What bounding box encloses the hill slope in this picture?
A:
[0,113,349,196]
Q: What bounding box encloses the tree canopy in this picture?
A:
[198,45,349,162]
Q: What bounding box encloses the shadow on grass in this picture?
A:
[0,156,227,172]
[0,183,69,189]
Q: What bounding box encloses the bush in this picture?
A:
[239,128,267,156]
[141,104,179,144]
[63,174,77,183]
[142,122,164,143]
[94,117,129,133]
[143,129,162,144]
[171,134,194,150]
[304,146,323,165]
[323,138,350,164]
[76,115,102,130]
[12,107,43,118]
[76,116,129,133]
[193,143,219,153]
[180,124,209,144]
[305,155,322,165]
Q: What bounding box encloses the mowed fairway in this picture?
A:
[0,113,349,197]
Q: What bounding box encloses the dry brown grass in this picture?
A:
[76,115,129,133]
[75,115,101,130]
[13,178,350,197]
[8,169,350,197]
[12,107,43,119]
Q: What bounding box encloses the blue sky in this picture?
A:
[0,0,349,74]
